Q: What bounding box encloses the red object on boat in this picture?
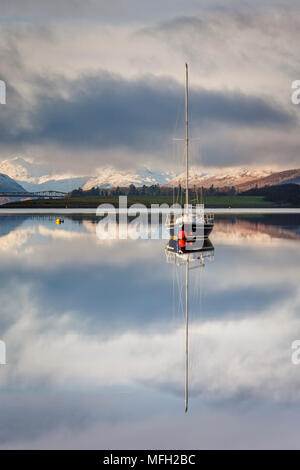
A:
[178,230,186,240]
[178,239,186,248]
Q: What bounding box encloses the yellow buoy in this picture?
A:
[56,218,62,225]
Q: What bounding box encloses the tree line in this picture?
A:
[241,184,300,206]
[70,184,237,198]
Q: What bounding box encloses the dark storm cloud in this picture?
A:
[0,72,295,153]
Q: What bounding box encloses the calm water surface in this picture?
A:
[0,213,300,449]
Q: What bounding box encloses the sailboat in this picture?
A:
[166,64,214,243]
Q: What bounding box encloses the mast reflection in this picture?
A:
[165,237,214,412]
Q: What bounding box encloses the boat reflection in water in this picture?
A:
[165,237,214,413]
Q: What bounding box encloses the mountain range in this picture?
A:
[168,167,300,191]
[0,157,175,192]
[236,169,300,192]
[82,167,175,190]
[168,167,274,189]
[0,157,89,192]
[0,156,299,194]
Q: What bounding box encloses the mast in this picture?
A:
[185,63,190,410]
[185,257,189,413]
[185,63,189,207]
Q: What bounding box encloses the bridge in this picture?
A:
[0,190,67,199]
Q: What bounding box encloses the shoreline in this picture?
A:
[0,208,300,215]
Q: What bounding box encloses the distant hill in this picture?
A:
[236,169,300,192]
[0,173,26,205]
[0,173,25,192]
[168,167,274,189]
[0,156,89,192]
[82,166,175,190]
[169,167,300,192]
[20,177,89,193]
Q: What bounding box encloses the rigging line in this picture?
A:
[175,139,183,204]
[176,141,185,188]
[191,263,199,355]
[172,93,185,183]
[189,83,194,171]
[189,266,195,380]
[172,263,176,324]
[175,263,185,321]
[190,263,203,380]
[179,266,186,322]
[172,75,186,189]
[189,88,201,167]
[192,263,198,299]
[199,263,203,320]
[189,83,203,175]
[185,258,189,413]
[172,263,174,319]
[188,268,201,378]
[172,94,184,141]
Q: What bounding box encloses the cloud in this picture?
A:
[0,72,295,171]
[0,6,300,171]
[3,405,300,449]
[0,1,123,21]
[1,1,300,23]
[139,10,300,100]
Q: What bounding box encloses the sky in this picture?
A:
[0,1,300,174]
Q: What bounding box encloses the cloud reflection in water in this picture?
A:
[0,214,299,449]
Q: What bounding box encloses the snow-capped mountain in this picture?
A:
[0,173,25,204]
[0,173,25,192]
[0,156,298,193]
[20,177,89,193]
[0,156,47,183]
[83,166,175,190]
[237,168,300,191]
[168,167,274,188]
[0,156,89,192]
[0,157,175,191]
